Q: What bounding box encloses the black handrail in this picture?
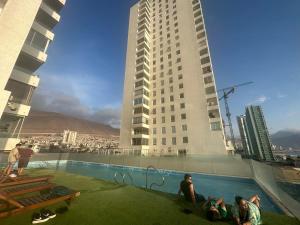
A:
[113,171,134,185]
[145,165,165,190]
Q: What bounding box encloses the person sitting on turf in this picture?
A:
[177,174,205,207]
[204,197,228,221]
[232,194,262,225]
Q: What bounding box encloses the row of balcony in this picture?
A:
[2,0,65,121]
[131,0,152,146]
[132,1,152,132]
[192,0,222,131]
[15,0,64,73]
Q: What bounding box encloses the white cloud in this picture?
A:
[247,95,269,105]
[256,95,268,103]
[31,91,121,128]
[277,93,287,99]
[31,72,121,128]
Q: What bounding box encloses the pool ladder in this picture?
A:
[145,165,165,190]
[113,171,134,185]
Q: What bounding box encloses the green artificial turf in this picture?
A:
[1,169,299,225]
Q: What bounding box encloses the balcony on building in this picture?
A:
[35,2,61,30]
[4,101,30,117]
[0,113,24,139]
[207,97,219,110]
[10,67,40,88]
[43,0,66,13]
[4,78,36,117]
[16,26,54,72]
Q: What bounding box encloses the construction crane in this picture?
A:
[218,81,253,150]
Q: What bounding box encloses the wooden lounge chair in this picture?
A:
[0,185,80,218]
[0,181,56,197]
[0,175,53,188]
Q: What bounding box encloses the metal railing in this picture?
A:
[113,171,134,185]
[145,165,165,190]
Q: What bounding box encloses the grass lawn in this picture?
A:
[1,169,299,225]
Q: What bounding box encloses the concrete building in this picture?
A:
[237,115,251,156]
[244,105,274,161]
[62,130,77,146]
[120,0,226,155]
[0,0,65,150]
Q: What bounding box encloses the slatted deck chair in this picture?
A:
[0,185,80,218]
[0,175,53,188]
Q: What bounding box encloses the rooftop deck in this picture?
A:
[1,169,299,225]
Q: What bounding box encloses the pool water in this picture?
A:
[39,160,282,214]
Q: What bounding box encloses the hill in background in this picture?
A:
[22,110,119,137]
[271,129,300,149]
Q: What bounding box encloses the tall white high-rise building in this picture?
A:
[0,0,65,150]
[62,130,77,146]
[120,0,226,155]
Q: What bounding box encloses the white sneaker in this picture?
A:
[32,213,49,224]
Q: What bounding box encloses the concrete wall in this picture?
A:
[0,152,253,178]
[251,160,300,219]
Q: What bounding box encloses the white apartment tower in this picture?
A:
[0,0,65,150]
[120,0,226,155]
[62,130,77,146]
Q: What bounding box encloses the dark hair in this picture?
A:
[28,145,33,148]
[235,196,243,205]
[16,143,21,147]
[184,174,191,180]
[206,210,216,221]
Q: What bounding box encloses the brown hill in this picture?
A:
[21,110,119,136]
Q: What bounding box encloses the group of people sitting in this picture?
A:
[2,143,34,177]
[178,174,262,225]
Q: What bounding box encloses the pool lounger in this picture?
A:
[0,174,53,188]
[0,185,80,218]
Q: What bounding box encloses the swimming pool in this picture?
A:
[27,160,282,214]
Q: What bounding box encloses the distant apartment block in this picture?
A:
[120,0,226,155]
[237,115,250,156]
[0,0,65,150]
[238,106,274,161]
[62,130,77,145]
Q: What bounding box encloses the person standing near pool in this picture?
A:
[3,143,21,176]
[232,195,262,225]
[18,145,34,175]
[177,174,205,207]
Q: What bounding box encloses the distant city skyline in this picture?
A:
[32,0,300,133]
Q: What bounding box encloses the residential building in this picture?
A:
[244,105,274,161]
[0,0,65,150]
[62,130,77,145]
[120,0,226,155]
[237,115,251,156]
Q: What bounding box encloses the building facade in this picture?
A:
[237,115,251,156]
[0,0,65,150]
[62,130,77,146]
[120,0,226,155]
[241,105,274,161]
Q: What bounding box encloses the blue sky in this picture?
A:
[33,0,300,133]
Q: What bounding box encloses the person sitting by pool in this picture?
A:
[177,174,205,207]
[204,196,228,221]
[232,194,262,225]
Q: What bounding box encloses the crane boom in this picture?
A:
[218,81,253,150]
[217,81,254,93]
